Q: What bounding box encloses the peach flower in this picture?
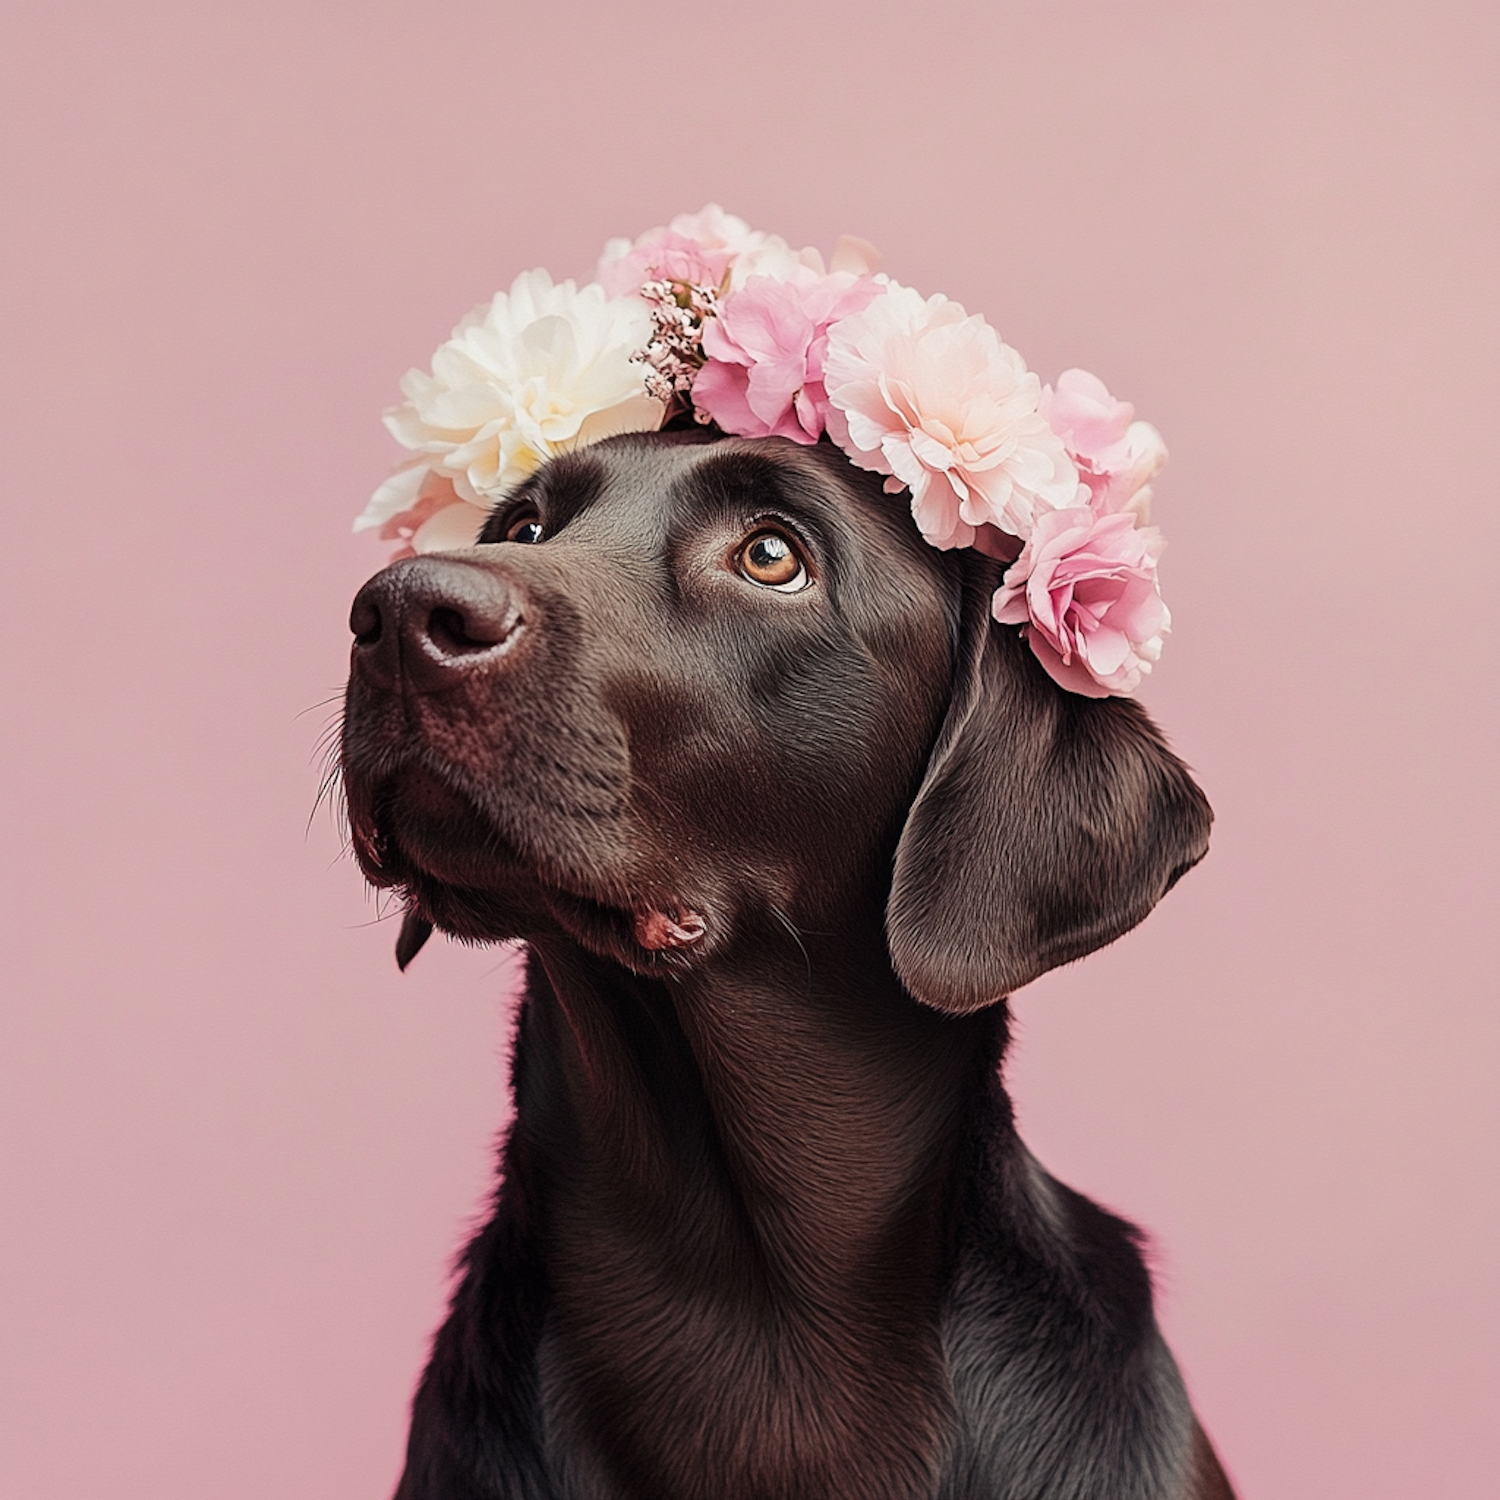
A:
[598,204,881,299]
[597,204,805,296]
[355,469,484,559]
[822,283,1079,550]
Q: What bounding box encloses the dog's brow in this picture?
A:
[541,454,609,517]
[482,454,606,539]
[688,450,842,533]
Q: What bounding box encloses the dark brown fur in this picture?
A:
[340,432,1234,1499]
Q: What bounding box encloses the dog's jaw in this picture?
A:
[347,759,729,975]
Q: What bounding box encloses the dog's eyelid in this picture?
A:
[479,489,538,545]
[490,500,547,545]
[481,456,605,543]
[740,508,824,564]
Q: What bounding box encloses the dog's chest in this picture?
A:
[531,1254,956,1500]
[521,1232,1197,1500]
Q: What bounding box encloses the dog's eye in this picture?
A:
[737,530,808,592]
[503,509,545,544]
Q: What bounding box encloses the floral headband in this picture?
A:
[358,205,1171,697]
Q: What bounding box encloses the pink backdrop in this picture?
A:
[3,2,1496,1496]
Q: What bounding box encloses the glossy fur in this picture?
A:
[340,432,1233,1499]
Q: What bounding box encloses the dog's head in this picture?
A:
[340,431,1210,1010]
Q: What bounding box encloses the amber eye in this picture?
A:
[737,530,808,592]
[504,510,544,544]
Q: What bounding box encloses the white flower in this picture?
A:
[823,282,1080,550]
[373,269,664,510]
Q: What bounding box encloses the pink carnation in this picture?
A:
[692,271,880,444]
[992,506,1169,697]
[1040,368,1167,522]
[823,283,1079,550]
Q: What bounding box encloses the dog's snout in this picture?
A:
[350,557,524,694]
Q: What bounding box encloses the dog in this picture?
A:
[341,429,1233,1499]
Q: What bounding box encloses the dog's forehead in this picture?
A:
[528,433,936,570]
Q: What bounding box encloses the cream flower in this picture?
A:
[822,283,1080,550]
[372,269,664,512]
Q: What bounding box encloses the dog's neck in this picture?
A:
[512,918,1006,1496]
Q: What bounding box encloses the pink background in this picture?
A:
[3,2,1496,1496]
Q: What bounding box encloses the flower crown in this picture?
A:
[358,205,1172,697]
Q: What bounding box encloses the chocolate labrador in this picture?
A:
[340,430,1233,1499]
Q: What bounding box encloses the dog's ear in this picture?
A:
[886,575,1211,1014]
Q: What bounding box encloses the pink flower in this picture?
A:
[823,283,1079,550]
[992,506,1169,697]
[598,228,739,298]
[692,271,880,444]
[597,204,814,297]
[1039,368,1167,522]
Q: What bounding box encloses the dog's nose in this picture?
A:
[349,557,524,694]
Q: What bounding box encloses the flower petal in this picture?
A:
[412,500,488,554]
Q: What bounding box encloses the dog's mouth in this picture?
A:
[361,763,506,888]
[349,760,714,970]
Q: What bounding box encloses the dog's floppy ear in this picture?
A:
[886,574,1211,1013]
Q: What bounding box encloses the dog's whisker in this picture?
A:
[307,763,347,840]
[311,725,345,763]
[770,903,812,991]
[295,692,346,722]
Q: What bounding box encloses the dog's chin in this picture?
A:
[352,764,720,975]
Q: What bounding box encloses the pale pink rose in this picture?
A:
[991,506,1169,697]
[823,283,1079,551]
[692,271,880,444]
[1039,368,1167,522]
[597,229,739,298]
[596,204,818,297]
